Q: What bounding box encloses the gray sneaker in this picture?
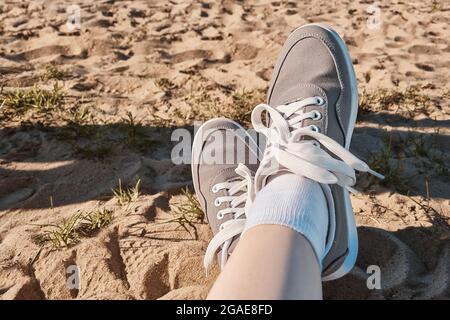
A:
[251,24,382,280]
[191,118,260,270]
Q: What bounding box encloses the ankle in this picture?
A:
[244,173,332,266]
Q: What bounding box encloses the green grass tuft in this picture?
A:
[41,64,67,81]
[367,137,406,192]
[0,84,65,121]
[182,82,265,126]
[118,111,158,152]
[78,208,114,236]
[163,187,204,240]
[112,179,141,206]
[32,212,84,249]
[155,78,177,93]
[358,85,433,117]
[32,208,114,250]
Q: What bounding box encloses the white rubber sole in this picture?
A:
[288,24,359,281]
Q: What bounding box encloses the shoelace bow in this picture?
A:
[204,97,384,271]
[252,97,384,193]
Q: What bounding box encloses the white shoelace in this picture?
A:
[204,164,254,271]
[203,96,384,271]
[251,97,384,193]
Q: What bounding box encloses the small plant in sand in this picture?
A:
[403,132,448,177]
[118,111,158,152]
[229,88,266,124]
[183,81,219,121]
[432,155,448,177]
[163,187,204,240]
[56,100,96,141]
[32,208,115,250]
[0,84,65,121]
[407,194,450,238]
[121,111,139,135]
[78,208,114,236]
[367,137,406,192]
[358,87,378,115]
[411,135,428,158]
[32,212,84,249]
[183,81,265,126]
[148,113,174,127]
[57,107,158,159]
[430,0,443,12]
[155,77,177,94]
[41,64,67,81]
[112,179,141,206]
[172,187,204,223]
[65,102,92,126]
[73,130,113,160]
[358,85,433,117]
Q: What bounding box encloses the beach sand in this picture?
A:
[0,0,449,299]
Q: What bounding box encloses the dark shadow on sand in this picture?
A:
[0,111,449,212]
[323,225,449,300]
[0,123,195,210]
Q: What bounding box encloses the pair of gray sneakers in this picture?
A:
[191,24,382,280]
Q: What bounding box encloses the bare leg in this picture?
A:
[207,225,322,300]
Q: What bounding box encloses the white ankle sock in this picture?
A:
[244,174,333,267]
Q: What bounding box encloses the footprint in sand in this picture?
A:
[0,130,43,160]
[0,177,38,210]
[71,81,98,92]
[0,277,45,300]
[415,63,434,72]
[408,45,440,55]
[201,26,223,41]
[324,227,449,299]
[88,19,116,28]
[3,45,82,62]
[164,49,214,64]
[256,67,272,81]
[118,228,214,300]
[118,238,171,299]
[232,43,259,60]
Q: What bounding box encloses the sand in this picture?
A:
[0,0,449,300]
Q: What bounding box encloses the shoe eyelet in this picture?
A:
[217,212,224,220]
[310,125,320,133]
[212,185,219,193]
[312,110,322,121]
[315,96,324,105]
[214,198,221,207]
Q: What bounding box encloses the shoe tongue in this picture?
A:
[259,84,329,187]
[215,167,242,184]
[269,83,326,107]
